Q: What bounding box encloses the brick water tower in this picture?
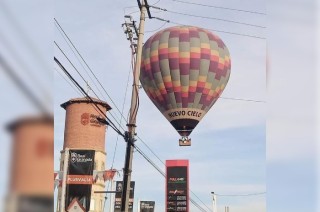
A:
[57,97,111,212]
[6,116,54,212]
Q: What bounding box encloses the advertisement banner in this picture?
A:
[166,160,189,212]
[114,181,135,212]
[140,201,155,212]
[65,150,95,212]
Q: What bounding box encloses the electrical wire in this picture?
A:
[145,21,168,33]
[54,67,83,97]
[219,96,266,103]
[151,0,161,5]
[169,20,266,40]
[54,41,127,132]
[171,0,266,15]
[136,135,166,165]
[54,18,129,126]
[54,41,89,88]
[54,22,128,133]
[0,2,51,74]
[0,53,50,115]
[0,31,51,102]
[148,6,266,39]
[215,192,266,197]
[166,9,266,29]
[54,22,110,106]
[104,44,134,199]
[190,198,207,212]
[54,57,125,137]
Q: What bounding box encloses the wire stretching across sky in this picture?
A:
[54,42,127,134]
[215,192,266,196]
[170,0,266,15]
[166,9,266,28]
[167,20,266,40]
[147,7,266,39]
[54,18,129,127]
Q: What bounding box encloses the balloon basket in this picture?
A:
[179,137,191,146]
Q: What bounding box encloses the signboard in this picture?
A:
[166,160,189,212]
[114,181,135,212]
[65,150,95,212]
[16,196,53,212]
[140,201,155,212]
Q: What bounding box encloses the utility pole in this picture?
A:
[211,192,217,212]
[60,148,69,212]
[121,0,149,211]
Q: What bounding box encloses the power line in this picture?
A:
[105,48,133,199]
[145,21,168,33]
[0,31,51,102]
[148,12,266,39]
[136,135,166,166]
[166,9,266,28]
[169,20,266,40]
[54,67,83,97]
[54,41,127,132]
[0,2,51,74]
[54,56,124,137]
[219,96,266,103]
[190,198,207,212]
[171,0,266,15]
[151,0,161,5]
[54,21,109,106]
[215,192,266,197]
[0,53,50,115]
[54,18,128,126]
[54,41,88,87]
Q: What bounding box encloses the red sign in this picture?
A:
[67,175,93,185]
[166,160,189,212]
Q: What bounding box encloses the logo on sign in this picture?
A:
[81,113,90,125]
[70,152,93,163]
[168,190,185,195]
[71,152,77,163]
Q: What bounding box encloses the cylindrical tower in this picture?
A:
[6,116,54,212]
[57,97,111,212]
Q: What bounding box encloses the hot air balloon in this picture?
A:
[140,26,231,145]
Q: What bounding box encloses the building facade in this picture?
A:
[6,116,54,212]
[57,97,111,212]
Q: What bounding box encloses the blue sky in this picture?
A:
[2,0,318,212]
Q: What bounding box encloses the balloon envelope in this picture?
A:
[140,26,231,136]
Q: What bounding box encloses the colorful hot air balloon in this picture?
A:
[140,26,231,141]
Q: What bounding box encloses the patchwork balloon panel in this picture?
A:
[140,26,231,136]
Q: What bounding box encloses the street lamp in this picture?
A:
[211,192,217,212]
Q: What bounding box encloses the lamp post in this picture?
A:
[211,192,217,212]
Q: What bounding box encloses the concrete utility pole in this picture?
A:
[211,192,217,212]
[60,148,69,212]
[121,0,148,211]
